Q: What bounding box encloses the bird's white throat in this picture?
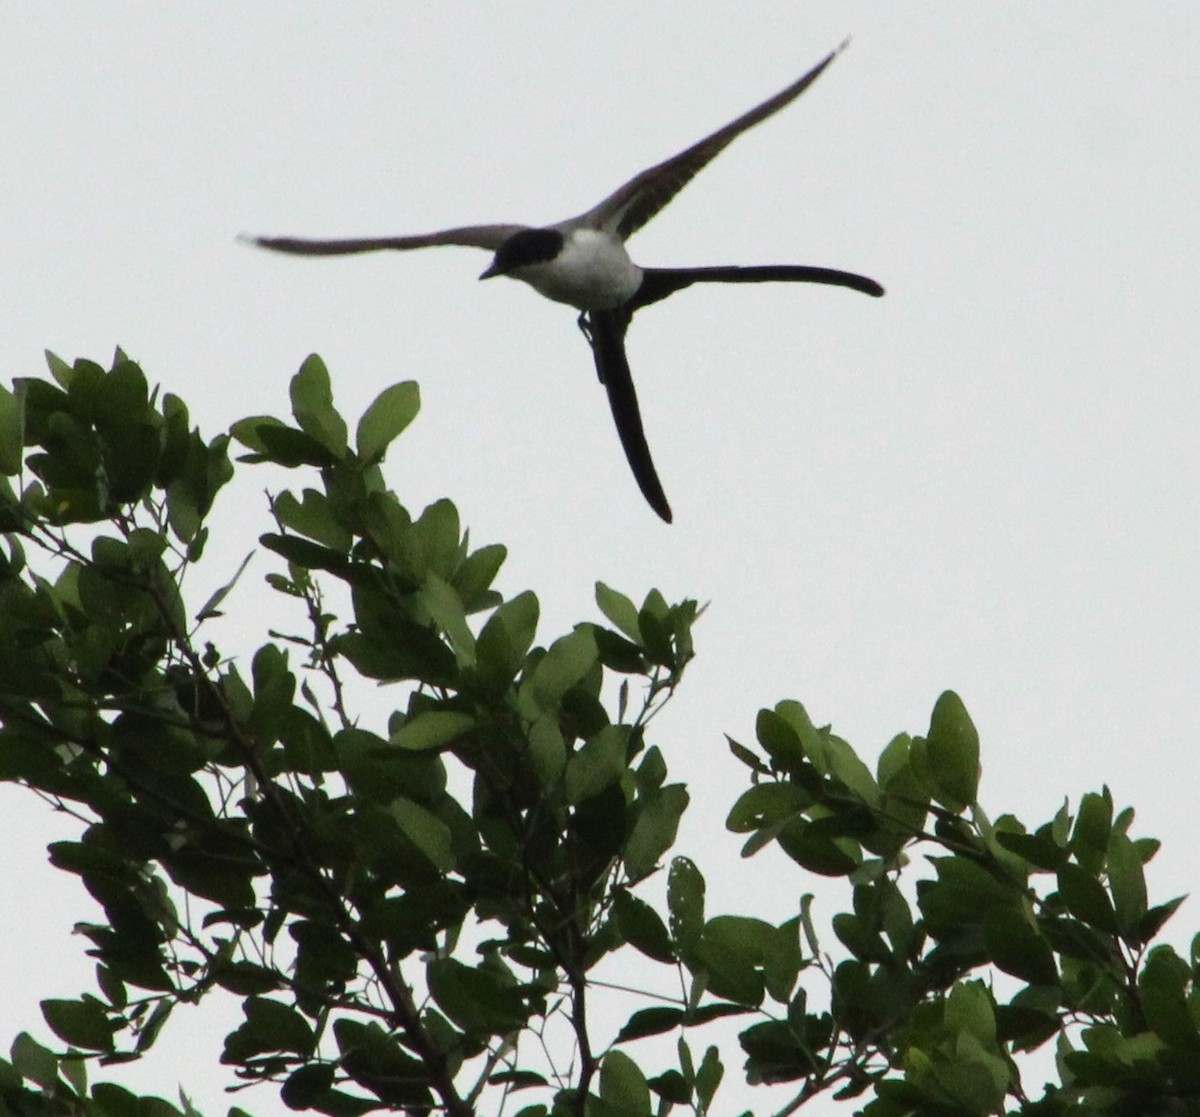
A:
[513,228,643,311]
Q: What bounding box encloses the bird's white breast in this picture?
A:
[516,228,643,310]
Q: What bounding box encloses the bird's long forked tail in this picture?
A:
[585,308,673,523]
[585,264,883,523]
[629,264,885,311]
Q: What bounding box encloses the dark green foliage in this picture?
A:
[0,351,1197,1117]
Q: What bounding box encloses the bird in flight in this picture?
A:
[244,42,883,523]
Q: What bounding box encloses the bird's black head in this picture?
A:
[480,228,564,279]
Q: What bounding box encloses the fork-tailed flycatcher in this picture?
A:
[244,42,883,523]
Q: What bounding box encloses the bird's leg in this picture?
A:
[577,311,608,384]
[577,311,595,349]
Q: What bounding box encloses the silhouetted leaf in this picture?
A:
[41,998,114,1052]
[615,1008,683,1042]
[614,890,674,963]
[282,1063,336,1110]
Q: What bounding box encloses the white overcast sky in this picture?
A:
[3,4,1199,1114]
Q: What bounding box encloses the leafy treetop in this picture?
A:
[0,351,1196,1117]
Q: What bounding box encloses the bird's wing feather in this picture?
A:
[586,309,672,523]
[579,43,846,241]
[241,224,527,256]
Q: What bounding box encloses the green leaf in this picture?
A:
[95,359,149,426]
[134,1001,173,1054]
[356,381,419,462]
[917,855,1019,943]
[596,581,641,642]
[451,542,506,612]
[390,798,455,871]
[0,382,23,476]
[253,422,339,467]
[332,1019,432,1109]
[261,532,350,574]
[615,1007,684,1042]
[925,690,980,810]
[282,1063,336,1110]
[946,980,999,1046]
[727,783,809,833]
[476,589,539,693]
[41,998,115,1052]
[43,349,74,386]
[419,574,475,668]
[825,733,880,807]
[755,708,805,774]
[530,627,597,712]
[646,1069,689,1104]
[995,825,1066,871]
[614,890,675,963]
[214,962,283,996]
[738,1019,813,1085]
[695,1045,724,1111]
[224,997,315,1060]
[599,1049,651,1116]
[59,1053,87,1096]
[1071,788,1113,875]
[565,725,627,804]
[528,715,566,789]
[291,920,359,990]
[410,499,461,582]
[11,1032,59,1089]
[1107,832,1148,936]
[290,354,347,457]
[668,857,706,954]
[776,818,860,877]
[488,1072,548,1094]
[624,783,689,879]
[1057,862,1119,933]
[984,908,1058,985]
[1140,946,1200,1052]
[694,916,795,1007]
[636,746,666,791]
[273,490,352,551]
[390,710,475,752]
[230,414,287,454]
[727,735,770,776]
[1138,895,1186,944]
[426,958,527,1037]
[593,625,646,674]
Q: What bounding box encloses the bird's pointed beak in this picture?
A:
[479,260,502,281]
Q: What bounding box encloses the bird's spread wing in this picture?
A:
[630,264,885,311]
[579,42,846,241]
[585,309,672,523]
[241,224,526,256]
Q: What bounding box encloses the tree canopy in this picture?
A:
[0,351,1196,1117]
